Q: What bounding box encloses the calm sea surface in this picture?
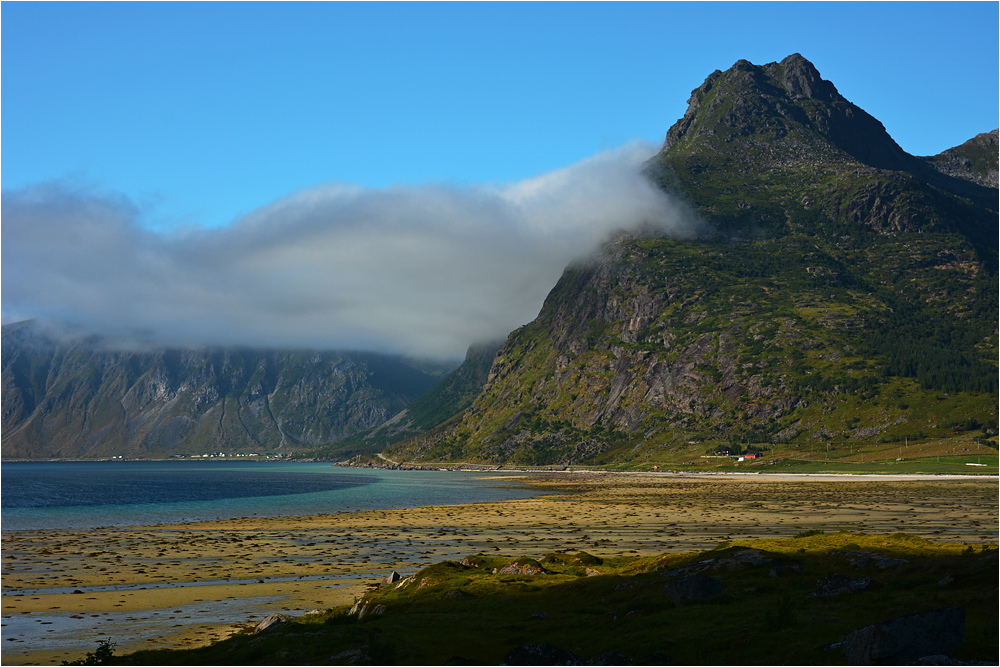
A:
[1,461,539,531]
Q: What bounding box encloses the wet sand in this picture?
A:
[3,472,997,664]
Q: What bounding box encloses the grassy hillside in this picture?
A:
[119,532,999,665]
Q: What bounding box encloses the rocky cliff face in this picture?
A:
[392,55,998,466]
[921,129,999,188]
[1,321,442,459]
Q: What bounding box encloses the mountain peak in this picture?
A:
[662,54,910,171]
[777,53,838,101]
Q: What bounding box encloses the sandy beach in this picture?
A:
[3,471,997,664]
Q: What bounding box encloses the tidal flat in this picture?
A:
[2,472,997,664]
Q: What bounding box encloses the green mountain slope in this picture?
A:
[388,54,998,466]
[1,321,443,459]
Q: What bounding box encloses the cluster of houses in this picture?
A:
[708,446,766,462]
[170,452,292,459]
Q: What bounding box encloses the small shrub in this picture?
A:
[793,529,824,539]
[62,639,115,665]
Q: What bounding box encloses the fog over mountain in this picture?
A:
[2,143,700,359]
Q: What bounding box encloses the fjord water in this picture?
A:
[1,461,537,531]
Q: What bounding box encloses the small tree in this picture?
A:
[62,639,115,665]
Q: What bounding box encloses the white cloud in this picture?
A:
[2,142,701,358]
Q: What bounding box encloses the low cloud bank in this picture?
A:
[2,143,701,359]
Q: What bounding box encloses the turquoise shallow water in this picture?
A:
[1,462,542,659]
[1,461,539,531]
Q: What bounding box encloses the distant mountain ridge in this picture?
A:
[1,320,446,459]
[375,54,998,466]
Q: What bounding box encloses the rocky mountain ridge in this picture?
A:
[1,321,445,459]
[921,129,999,188]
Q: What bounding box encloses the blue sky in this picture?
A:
[2,2,998,357]
[4,2,997,229]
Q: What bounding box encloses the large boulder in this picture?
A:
[498,559,545,575]
[254,613,288,633]
[357,603,386,620]
[830,550,909,570]
[769,562,803,578]
[666,574,722,606]
[840,606,965,665]
[380,571,401,587]
[811,573,879,597]
[711,548,775,570]
[501,644,586,666]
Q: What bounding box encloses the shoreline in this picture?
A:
[3,473,997,664]
[5,456,997,473]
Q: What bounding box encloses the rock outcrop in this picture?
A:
[839,606,965,665]
[922,129,999,188]
[501,643,586,666]
[665,573,723,605]
[811,573,880,597]
[254,613,288,633]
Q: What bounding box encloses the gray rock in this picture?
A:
[356,603,387,620]
[840,606,965,665]
[254,613,288,633]
[351,601,387,619]
[769,563,803,578]
[329,648,367,665]
[909,655,996,666]
[830,550,909,570]
[380,571,401,587]
[666,573,723,606]
[590,652,632,665]
[712,548,775,570]
[499,561,544,575]
[661,549,774,579]
[811,573,879,597]
[502,643,586,665]
[444,588,474,599]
